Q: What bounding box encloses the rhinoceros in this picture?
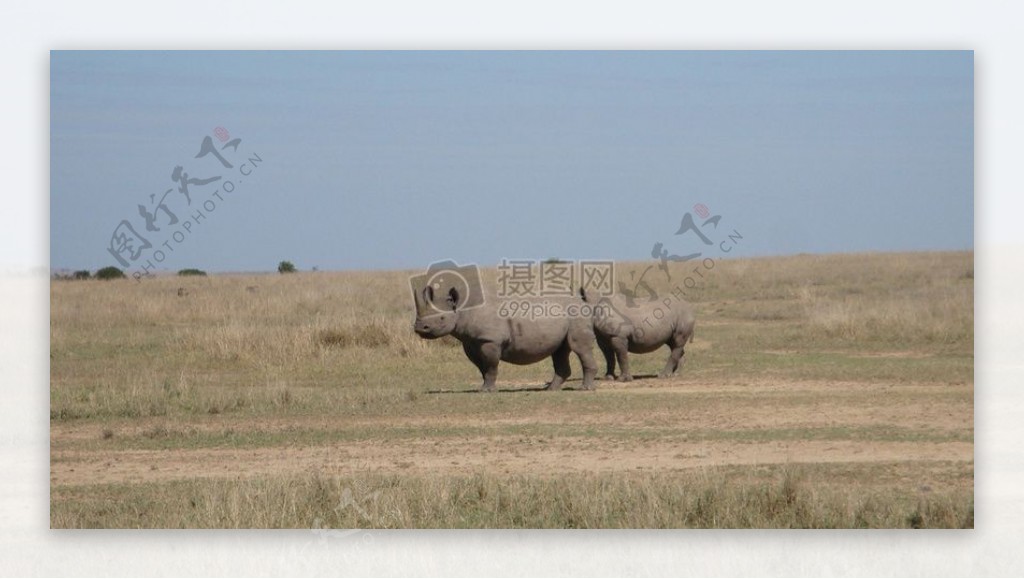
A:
[581,288,696,382]
[413,285,598,392]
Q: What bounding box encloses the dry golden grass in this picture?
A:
[51,466,972,529]
[50,251,973,528]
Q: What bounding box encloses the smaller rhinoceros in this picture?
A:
[413,285,598,391]
[581,289,696,382]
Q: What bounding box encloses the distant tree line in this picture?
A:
[53,266,127,280]
[53,266,207,280]
[55,261,298,280]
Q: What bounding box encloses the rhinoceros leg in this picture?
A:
[597,335,617,380]
[569,333,598,391]
[545,341,572,391]
[610,336,632,382]
[658,334,686,378]
[464,341,500,391]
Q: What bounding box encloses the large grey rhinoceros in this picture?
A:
[581,289,696,382]
[413,285,598,392]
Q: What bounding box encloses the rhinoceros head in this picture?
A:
[413,285,460,339]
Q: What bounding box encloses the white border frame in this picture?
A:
[5,1,1019,575]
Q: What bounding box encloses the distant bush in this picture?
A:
[278,261,297,274]
[178,268,207,277]
[95,266,126,280]
[73,270,91,280]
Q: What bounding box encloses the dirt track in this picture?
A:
[50,378,974,489]
[52,438,972,487]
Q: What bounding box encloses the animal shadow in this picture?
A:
[428,377,591,395]
[426,374,660,395]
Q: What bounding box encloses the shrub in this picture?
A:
[95,266,126,280]
[278,261,297,274]
[73,270,92,280]
[178,268,207,277]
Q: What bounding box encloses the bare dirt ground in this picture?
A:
[52,437,973,487]
[50,377,974,490]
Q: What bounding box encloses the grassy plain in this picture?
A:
[50,251,973,528]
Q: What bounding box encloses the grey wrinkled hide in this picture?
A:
[413,286,598,392]
[582,289,696,382]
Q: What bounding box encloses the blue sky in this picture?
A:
[50,51,973,273]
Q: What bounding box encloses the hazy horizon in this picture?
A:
[46,247,975,277]
[51,51,973,275]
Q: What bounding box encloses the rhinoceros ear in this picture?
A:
[447,287,460,311]
[422,285,434,307]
